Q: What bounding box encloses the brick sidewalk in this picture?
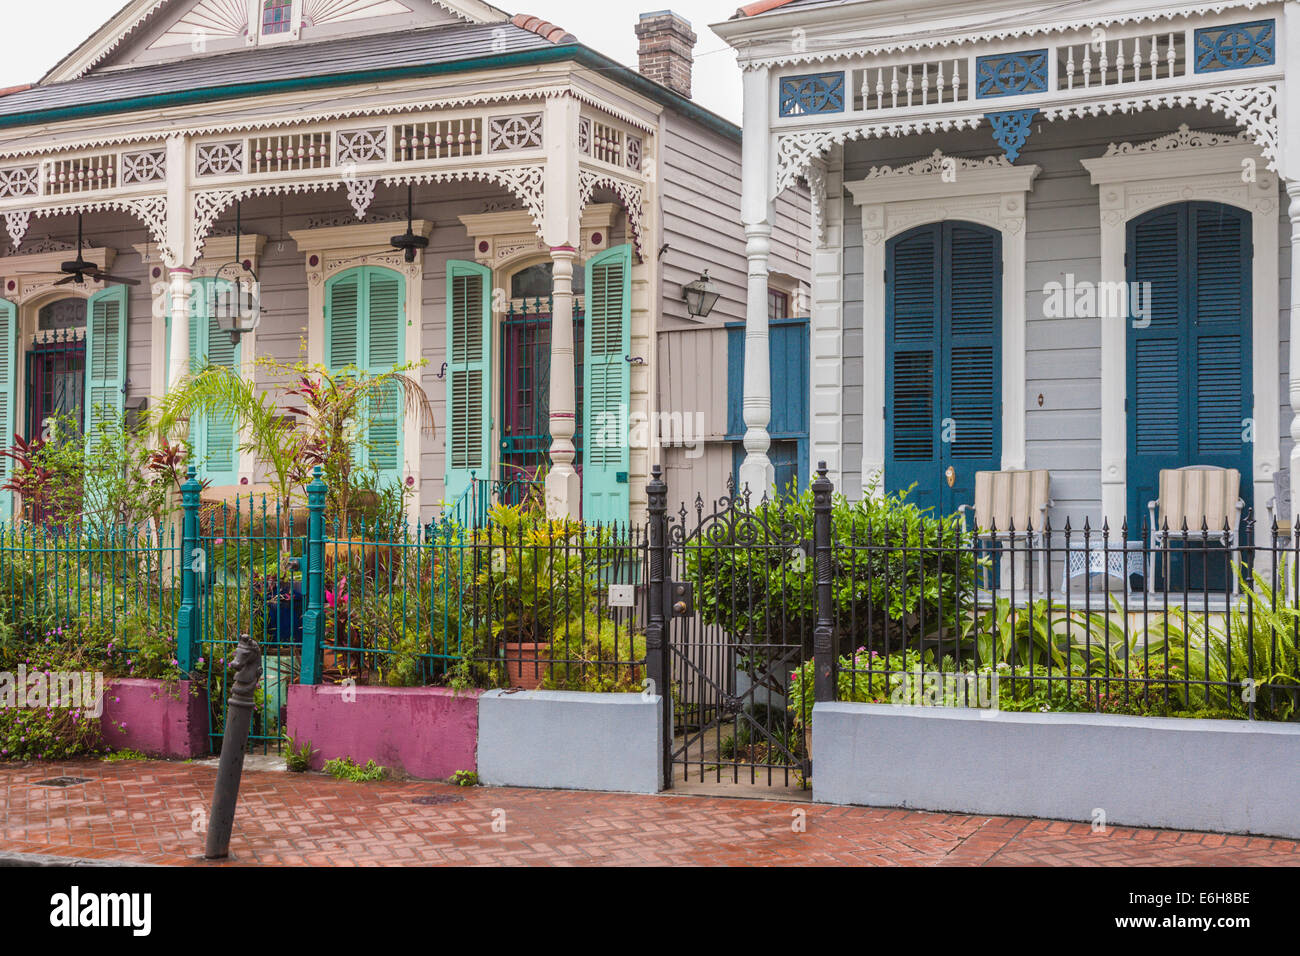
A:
[1,760,1296,866]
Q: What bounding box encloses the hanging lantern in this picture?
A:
[682,270,721,318]
[213,202,261,345]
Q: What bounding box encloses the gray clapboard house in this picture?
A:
[0,1,808,525]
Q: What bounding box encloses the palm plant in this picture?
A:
[157,363,312,543]
[278,363,435,526]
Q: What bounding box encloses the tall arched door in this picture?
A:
[885,221,1002,517]
[1126,202,1252,538]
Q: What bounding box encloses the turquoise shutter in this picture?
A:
[582,244,632,524]
[189,279,241,485]
[885,225,941,514]
[328,267,407,488]
[364,269,405,485]
[85,286,127,449]
[0,299,14,520]
[444,261,491,510]
[326,271,361,371]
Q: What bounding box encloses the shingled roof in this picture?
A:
[0,21,556,121]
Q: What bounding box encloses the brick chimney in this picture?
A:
[635,10,697,99]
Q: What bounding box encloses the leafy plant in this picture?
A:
[323,756,388,781]
[284,735,316,773]
[449,769,478,787]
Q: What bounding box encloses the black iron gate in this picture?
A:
[646,464,836,789]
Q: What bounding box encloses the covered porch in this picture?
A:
[718,3,1299,597]
[0,95,654,527]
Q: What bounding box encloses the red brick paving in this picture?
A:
[0,759,1297,866]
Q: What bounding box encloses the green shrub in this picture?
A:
[323,756,388,781]
[686,483,983,662]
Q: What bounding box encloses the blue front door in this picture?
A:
[885,222,1003,517]
[1126,202,1253,542]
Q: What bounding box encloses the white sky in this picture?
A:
[0,0,746,122]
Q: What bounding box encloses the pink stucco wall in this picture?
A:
[100,678,209,758]
[287,684,481,780]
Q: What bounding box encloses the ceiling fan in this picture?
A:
[390,183,428,263]
[21,213,140,287]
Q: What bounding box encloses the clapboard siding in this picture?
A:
[659,111,808,336]
[836,108,1282,524]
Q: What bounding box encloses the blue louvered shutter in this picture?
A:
[944,224,1002,513]
[189,279,240,485]
[885,225,941,514]
[0,299,14,520]
[1126,202,1252,533]
[1191,207,1250,460]
[444,261,492,513]
[582,244,632,525]
[363,269,405,486]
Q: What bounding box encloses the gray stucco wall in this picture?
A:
[478,690,664,794]
[813,702,1300,838]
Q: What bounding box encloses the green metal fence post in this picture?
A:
[177,466,202,674]
[300,467,328,685]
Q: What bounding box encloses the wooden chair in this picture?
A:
[1147,466,1245,594]
[958,470,1053,593]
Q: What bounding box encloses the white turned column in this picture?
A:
[541,92,583,519]
[545,245,581,518]
[1287,182,1300,521]
[167,267,192,390]
[738,65,775,498]
[738,223,775,496]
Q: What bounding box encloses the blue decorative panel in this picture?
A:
[1194,20,1275,72]
[778,73,846,117]
[975,50,1049,98]
[986,109,1037,163]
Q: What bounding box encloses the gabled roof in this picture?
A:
[42,0,511,84]
[0,15,740,141]
[2,21,551,121]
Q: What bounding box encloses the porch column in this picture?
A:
[739,223,775,496]
[545,245,581,517]
[1287,181,1300,522]
[737,64,775,497]
[167,267,192,390]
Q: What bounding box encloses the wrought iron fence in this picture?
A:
[171,467,648,733]
[0,520,181,649]
[810,482,1300,724]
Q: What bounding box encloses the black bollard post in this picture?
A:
[204,634,262,860]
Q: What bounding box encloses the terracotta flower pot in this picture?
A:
[503,642,550,690]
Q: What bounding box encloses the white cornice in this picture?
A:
[288,219,432,255]
[0,77,657,162]
[715,0,1272,70]
[845,156,1039,206]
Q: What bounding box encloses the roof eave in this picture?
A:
[0,44,741,142]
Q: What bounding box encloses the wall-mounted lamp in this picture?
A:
[681,270,721,319]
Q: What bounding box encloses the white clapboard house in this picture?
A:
[717,0,1298,574]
